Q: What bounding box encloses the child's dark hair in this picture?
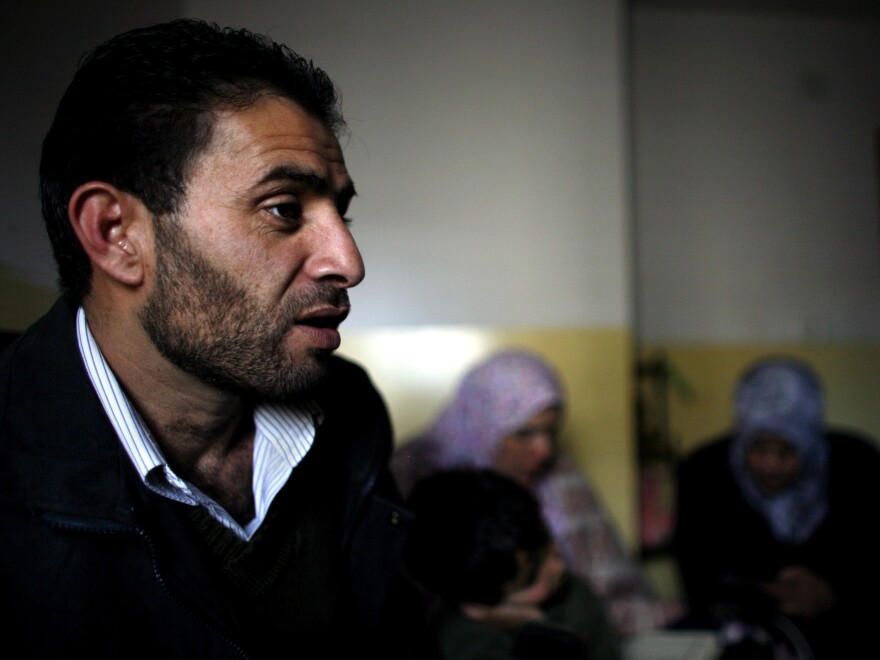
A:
[404,468,551,605]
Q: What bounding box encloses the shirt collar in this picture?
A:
[75,306,322,540]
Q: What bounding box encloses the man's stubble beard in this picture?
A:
[139,216,347,401]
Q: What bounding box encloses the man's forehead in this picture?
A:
[202,96,348,176]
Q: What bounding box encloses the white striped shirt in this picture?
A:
[76,307,322,541]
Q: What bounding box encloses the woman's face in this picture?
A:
[745,433,802,494]
[493,406,561,490]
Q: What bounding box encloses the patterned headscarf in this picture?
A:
[728,357,830,544]
[426,349,565,468]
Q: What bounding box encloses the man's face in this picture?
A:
[140,95,364,400]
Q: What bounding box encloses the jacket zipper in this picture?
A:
[43,513,251,659]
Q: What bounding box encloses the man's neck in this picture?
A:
[134,386,258,524]
[84,300,258,523]
[163,411,257,524]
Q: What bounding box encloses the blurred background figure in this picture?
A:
[403,467,622,660]
[672,356,880,659]
[391,348,678,637]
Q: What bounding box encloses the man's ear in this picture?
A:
[68,182,150,287]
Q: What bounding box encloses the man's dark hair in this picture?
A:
[40,18,344,303]
[403,468,551,606]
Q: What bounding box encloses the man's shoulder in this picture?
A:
[1,298,76,361]
[1,297,79,409]
[313,353,391,445]
[319,353,384,407]
[325,352,371,383]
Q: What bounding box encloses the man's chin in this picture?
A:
[260,350,333,402]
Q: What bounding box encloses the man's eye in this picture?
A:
[269,202,302,222]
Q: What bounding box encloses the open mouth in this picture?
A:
[298,306,349,329]
[301,315,340,329]
[294,307,350,350]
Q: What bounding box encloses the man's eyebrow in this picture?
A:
[257,165,357,206]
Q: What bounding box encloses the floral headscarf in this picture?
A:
[729,357,830,544]
[426,349,565,468]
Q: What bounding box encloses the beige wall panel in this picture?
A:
[0,269,55,332]
[641,343,880,458]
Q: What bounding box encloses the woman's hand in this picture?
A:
[460,602,546,630]
[761,565,835,619]
[460,543,568,630]
[506,543,567,608]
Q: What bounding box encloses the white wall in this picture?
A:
[632,8,880,343]
[7,3,876,341]
[183,0,632,329]
[1,1,633,332]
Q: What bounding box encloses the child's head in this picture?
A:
[404,468,554,606]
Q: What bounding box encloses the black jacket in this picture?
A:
[0,299,416,658]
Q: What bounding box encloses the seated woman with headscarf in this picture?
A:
[672,356,880,658]
[390,348,676,637]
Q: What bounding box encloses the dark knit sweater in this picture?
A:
[189,427,356,654]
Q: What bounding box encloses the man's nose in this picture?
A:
[306,212,365,288]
